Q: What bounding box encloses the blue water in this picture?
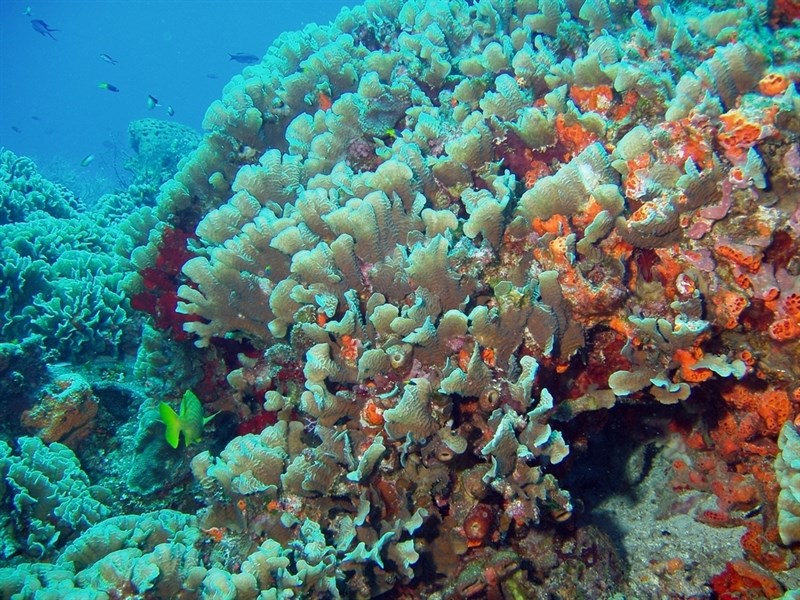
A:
[0,0,355,194]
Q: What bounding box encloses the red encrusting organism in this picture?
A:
[131,226,200,341]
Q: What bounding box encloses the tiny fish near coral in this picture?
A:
[159,390,218,448]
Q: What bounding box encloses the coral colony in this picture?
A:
[1,0,800,598]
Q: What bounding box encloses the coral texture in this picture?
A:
[0,150,82,225]
[123,0,800,595]
[20,373,99,447]
[8,0,799,597]
[0,437,111,560]
[777,422,800,546]
[0,150,137,362]
[126,118,202,184]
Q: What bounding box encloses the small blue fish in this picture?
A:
[147,94,159,109]
[167,105,175,117]
[228,52,259,65]
[31,19,57,40]
[99,82,120,92]
[206,73,219,79]
[23,6,32,16]
[80,154,95,167]
[100,53,118,65]
[11,126,21,134]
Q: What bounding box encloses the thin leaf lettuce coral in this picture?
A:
[78,0,800,595]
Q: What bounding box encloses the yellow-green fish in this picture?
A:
[159,390,218,448]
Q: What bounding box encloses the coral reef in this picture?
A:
[0,437,111,560]
[0,509,200,598]
[0,119,200,364]
[0,149,137,362]
[21,373,99,447]
[0,150,82,225]
[126,118,202,186]
[122,0,800,595]
[2,0,799,597]
[0,120,199,364]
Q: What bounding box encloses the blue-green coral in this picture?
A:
[126,118,201,186]
[0,150,82,225]
[0,150,135,361]
[0,437,111,559]
[0,145,194,363]
[0,117,201,363]
[0,509,200,599]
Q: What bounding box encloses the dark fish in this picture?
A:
[100,53,118,65]
[31,19,58,40]
[206,73,219,79]
[11,126,21,133]
[147,94,159,109]
[98,82,120,92]
[228,52,259,65]
[31,115,40,121]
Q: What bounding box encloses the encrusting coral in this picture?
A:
[20,373,99,447]
[4,0,800,597]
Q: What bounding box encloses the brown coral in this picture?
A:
[21,374,98,447]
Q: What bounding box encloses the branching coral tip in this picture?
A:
[159,390,218,449]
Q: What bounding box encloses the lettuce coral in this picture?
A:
[0,437,111,559]
[122,0,800,593]
[0,150,82,225]
[0,509,200,598]
[0,150,147,362]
